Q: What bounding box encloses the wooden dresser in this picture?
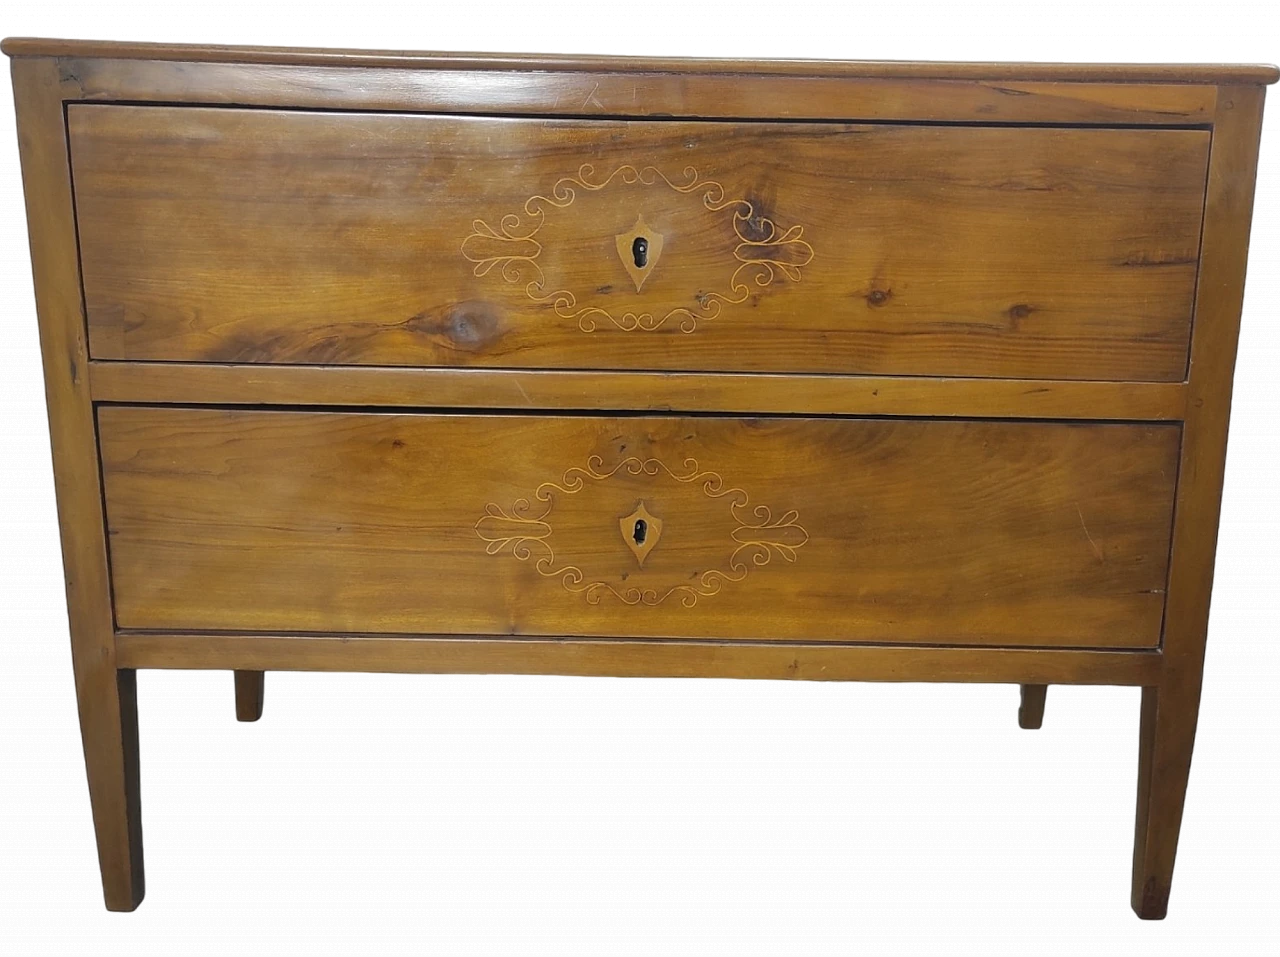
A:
[5,38,1275,916]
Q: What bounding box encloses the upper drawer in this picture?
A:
[69,105,1209,381]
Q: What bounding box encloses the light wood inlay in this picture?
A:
[475,455,810,606]
[462,163,814,333]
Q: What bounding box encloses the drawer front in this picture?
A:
[99,409,1178,647]
[71,106,1208,381]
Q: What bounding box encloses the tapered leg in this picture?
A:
[1131,678,1202,919]
[234,670,265,722]
[1018,684,1047,729]
[12,58,146,912]
[76,667,145,911]
[1124,87,1262,919]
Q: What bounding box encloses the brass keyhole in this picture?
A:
[633,519,647,545]
[632,236,648,269]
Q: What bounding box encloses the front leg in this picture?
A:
[1131,677,1202,919]
[75,667,145,910]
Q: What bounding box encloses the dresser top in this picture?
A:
[3,37,1277,85]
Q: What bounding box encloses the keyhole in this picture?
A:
[633,519,647,545]
[632,236,649,269]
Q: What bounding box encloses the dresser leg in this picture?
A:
[1018,684,1047,729]
[78,668,145,911]
[1131,679,1202,920]
[234,670,265,722]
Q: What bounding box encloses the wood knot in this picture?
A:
[406,301,503,352]
[866,288,892,307]
[738,190,776,241]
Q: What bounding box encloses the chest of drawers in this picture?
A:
[5,37,1275,916]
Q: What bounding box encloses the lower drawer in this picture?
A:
[97,408,1178,647]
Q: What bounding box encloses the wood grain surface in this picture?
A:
[57,58,1224,126]
[10,57,144,911]
[99,408,1179,647]
[71,106,1210,380]
[87,361,1188,420]
[116,633,1163,686]
[1130,84,1268,920]
[7,37,1277,85]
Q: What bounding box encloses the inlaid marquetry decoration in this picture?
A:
[460,164,815,333]
[473,456,810,606]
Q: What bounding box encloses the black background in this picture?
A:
[5,46,1269,926]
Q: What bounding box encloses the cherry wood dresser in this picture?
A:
[5,38,1275,916]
